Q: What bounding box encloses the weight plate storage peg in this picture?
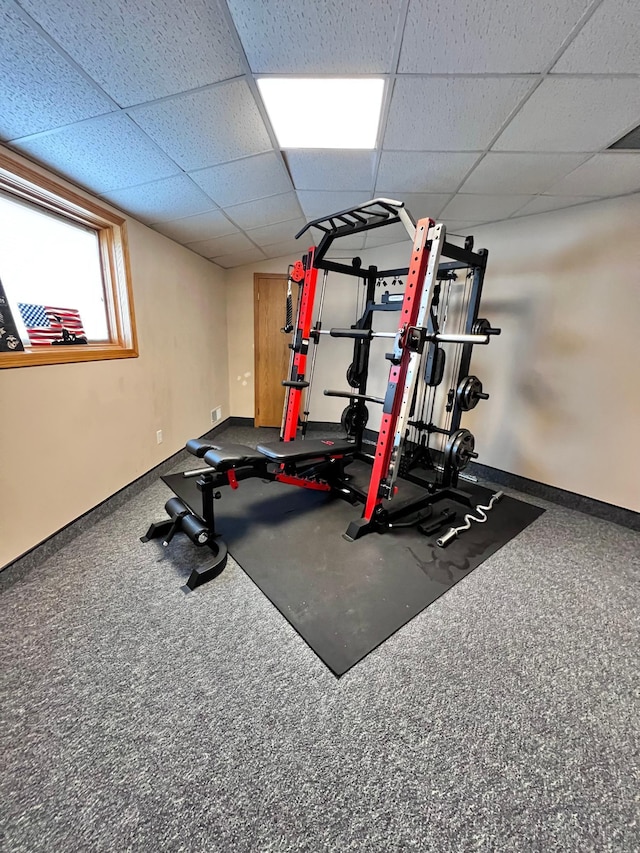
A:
[444,428,477,470]
[456,375,488,411]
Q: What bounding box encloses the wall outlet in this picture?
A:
[156,429,163,444]
[211,406,222,424]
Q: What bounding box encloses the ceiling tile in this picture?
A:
[382,193,452,220]
[286,151,376,191]
[223,192,303,230]
[129,80,272,171]
[493,78,640,152]
[303,232,367,253]
[246,218,307,247]
[440,194,533,221]
[0,3,115,140]
[187,231,255,258]
[101,175,216,223]
[553,0,640,73]
[543,153,640,196]
[364,221,412,248]
[513,195,600,217]
[212,247,267,268]
[376,152,480,194]
[150,210,237,243]
[10,112,181,193]
[384,77,535,151]
[459,153,590,194]
[399,0,590,73]
[326,233,367,250]
[441,221,483,233]
[296,191,372,220]
[190,152,291,207]
[17,0,244,106]
[261,239,307,259]
[226,0,403,73]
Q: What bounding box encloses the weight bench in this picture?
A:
[186,436,354,472]
[143,435,356,589]
[256,437,353,462]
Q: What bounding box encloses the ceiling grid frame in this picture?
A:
[440,0,611,220]
[0,0,636,266]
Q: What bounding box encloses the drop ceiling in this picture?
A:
[1,0,639,268]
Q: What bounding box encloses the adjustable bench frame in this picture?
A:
[142,436,356,587]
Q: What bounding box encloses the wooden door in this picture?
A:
[254,273,291,427]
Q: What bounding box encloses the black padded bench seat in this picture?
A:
[202,444,266,470]
[186,439,216,458]
[187,438,265,466]
[186,438,264,467]
[257,437,353,463]
[187,437,354,471]
[182,438,266,471]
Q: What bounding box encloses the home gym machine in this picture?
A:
[143,199,503,588]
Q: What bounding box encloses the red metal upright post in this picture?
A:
[281,248,318,442]
[362,219,436,521]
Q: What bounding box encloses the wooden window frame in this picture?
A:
[0,150,138,369]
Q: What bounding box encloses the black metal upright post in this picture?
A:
[442,250,488,487]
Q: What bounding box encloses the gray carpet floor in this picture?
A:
[1,425,639,852]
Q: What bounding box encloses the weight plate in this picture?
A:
[340,406,351,434]
[472,318,490,336]
[341,404,369,437]
[346,362,361,388]
[444,428,475,471]
[456,375,483,411]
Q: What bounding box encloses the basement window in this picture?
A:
[0,150,137,368]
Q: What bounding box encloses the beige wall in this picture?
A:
[226,256,300,417]
[467,194,640,511]
[3,178,637,568]
[224,195,640,511]
[0,151,229,567]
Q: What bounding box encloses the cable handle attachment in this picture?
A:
[281,260,305,334]
[282,271,294,334]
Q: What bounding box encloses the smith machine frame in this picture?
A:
[143,199,503,588]
[280,199,500,539]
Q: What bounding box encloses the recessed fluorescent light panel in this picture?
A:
[257,78,385,149]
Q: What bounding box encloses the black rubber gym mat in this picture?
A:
[161,470,544,676]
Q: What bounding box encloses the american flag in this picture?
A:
[18,304,86,346]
